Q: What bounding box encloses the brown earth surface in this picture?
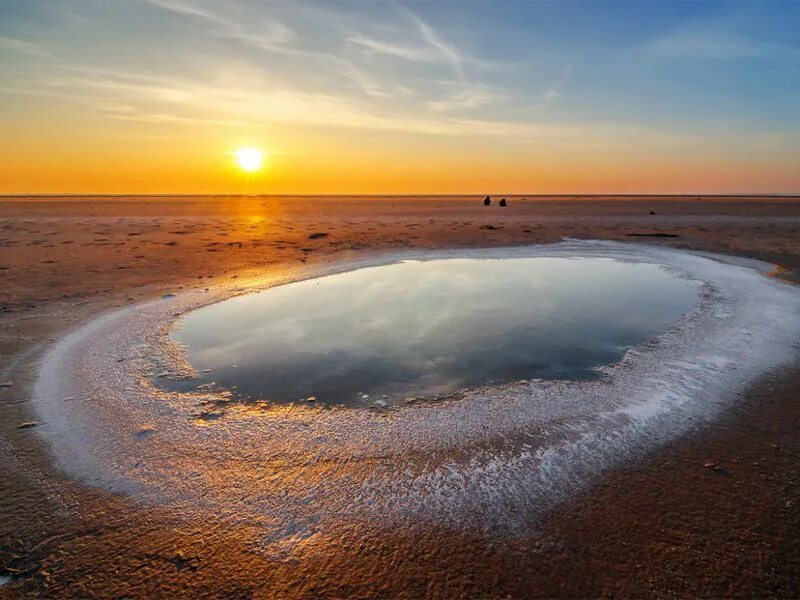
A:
[1,195,799,598]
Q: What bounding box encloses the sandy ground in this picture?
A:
[1,195,799,598]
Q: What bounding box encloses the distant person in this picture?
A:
[484,196,491,206]
[499,198,507,207]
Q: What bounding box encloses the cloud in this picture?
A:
[347,6,511,113]
[426,84,506,111]
[346,34,441,63]
[28,59,705,156]
[0,35,53,59]
[150,0,506,112]
[147,0,407,101]
[649,30,800,60]
[400,7,467,82]
[147,0,296,50]
[543,89,561,103]
[3,1,574,140]
[146,0,217,21]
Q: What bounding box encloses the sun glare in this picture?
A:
[234,147,264,172]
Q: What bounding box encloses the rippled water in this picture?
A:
[168,257,700,406]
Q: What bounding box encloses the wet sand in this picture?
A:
[1,195,799,598]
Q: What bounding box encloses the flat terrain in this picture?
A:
[1,195,799,598]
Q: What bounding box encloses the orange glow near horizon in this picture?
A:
[1,125,799,196]
[0,85,798,196]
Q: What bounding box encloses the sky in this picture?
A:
[1,0,799,195]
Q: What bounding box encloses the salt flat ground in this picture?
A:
[1,195,799,598]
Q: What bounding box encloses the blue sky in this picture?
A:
[1,0,799,193]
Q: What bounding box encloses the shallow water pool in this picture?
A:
[168,257,700,406]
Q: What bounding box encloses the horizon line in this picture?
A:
[2,193,800,199]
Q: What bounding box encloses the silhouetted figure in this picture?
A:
[650,210,656,215]
[484,196,491,206]
[499,198,507,207]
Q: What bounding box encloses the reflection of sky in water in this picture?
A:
[170,258,700,406]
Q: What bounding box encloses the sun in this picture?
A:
[234,147,264,172]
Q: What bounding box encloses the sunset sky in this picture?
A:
[1,0,799,195]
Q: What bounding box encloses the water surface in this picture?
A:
[169,257,700,406]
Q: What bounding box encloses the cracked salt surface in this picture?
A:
[31,241,800,546]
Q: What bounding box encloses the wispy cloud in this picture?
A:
[147,0,296,49]
[345,7,469,80]
[26,60,703,155]
[144,0,509,113]
[346,34,441,63]
[0,34,54,59]
[147,0,408,101]
[403,8,466,81]
[343,5,510,109]
[540,63,573,107]
[649,30,800,60]
[426,84,506,112]
[3,0,732,152]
